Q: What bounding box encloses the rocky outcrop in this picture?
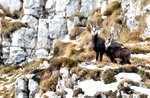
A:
[15,74,40,98]
[0,0,150,65]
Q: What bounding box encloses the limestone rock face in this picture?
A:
[0,0,22,14]
[0,0,150,65]
[15,74,40,98]
[15,77,29,98]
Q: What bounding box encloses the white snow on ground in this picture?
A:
[125,41,150,46]
[115,73,141,82]
[131,86,150,96]
[65,88,73,98]
[78,79,118,96]
[131,53,150,59]
[78,73,141,96]
[79,62,119,70]
[79,62,98,69]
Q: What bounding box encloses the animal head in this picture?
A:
[89,23,100,36]
[105,38,112,50]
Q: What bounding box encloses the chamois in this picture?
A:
[91,24,106,62]
[105,39,131,64]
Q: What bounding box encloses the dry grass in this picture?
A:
[53,40,71,56]
[40,73,59,93]
[131,57,150,64]
[141,0,150,8]
[69,27,86,40]
[119,15,147,43]
[0,65,20,74]
[122,65,138,73]
[101,69,117,84]
[119,27,143,43]
[23,59,44,73]
[144,81,150,88]
[1,19,26,38]
[49,57,78,70]
[136,15,147,34]
[103,1,121,16]
[76,50,95,62]
[126,44,150,54]
[77,30,92,49]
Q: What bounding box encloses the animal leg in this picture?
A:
[100,52,104,62]
[110,57,115,63]
[127,60,131,64]
[96,52,99,61]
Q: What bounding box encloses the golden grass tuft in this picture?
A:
[0,65,20,74]
[77,51,95,62]
[103,1,121,16]
[126,44,150,54]
[141,0,150,8]
[122,65,138,73]
[1,19,26,38]
[64,43,75,57]
[53,40,70,56]
[49,57,78,70]
[119,27,143,43]
[131,57,150,64]
[69,27,86,40]
[77,29,92,49]
[23,59,44,73]
[40,74,59,93]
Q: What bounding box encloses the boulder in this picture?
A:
[15,77,29,98]
[28,75,40,98]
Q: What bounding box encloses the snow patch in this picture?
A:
[131,53,150,59]
[115,73,141,82]
[131,86,150,96]
[78,79,118,96]
[78,73,141,96]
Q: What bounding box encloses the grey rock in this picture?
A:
[49,18,67,39]
[28,75,40,98]
[35,49,49,58]
[80,0,96,17]
[7,47,26,64]
[21,15,38,29]
[15,77,29,98]
[11,28,25,47]
[66,0,79,17]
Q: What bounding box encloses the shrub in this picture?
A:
[101,69,117,84]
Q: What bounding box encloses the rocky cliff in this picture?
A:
[0,0,150,65]
[0,0,150,98]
